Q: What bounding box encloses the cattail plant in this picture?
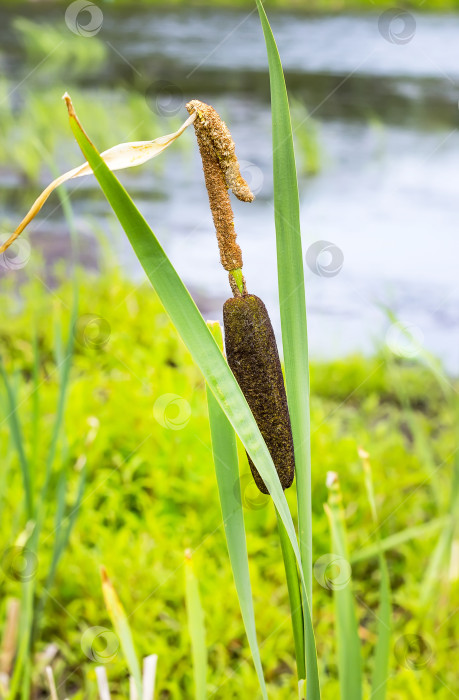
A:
[2,78,316,700]
[7,4,406,700]
[186,99,295,495]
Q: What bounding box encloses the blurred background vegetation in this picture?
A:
[1,267,457,698]
[0,2,458,699]
[2,0,459,9]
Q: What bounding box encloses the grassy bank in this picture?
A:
[0,268,457,698]
[112,0,459,9]
[2,0,459,12]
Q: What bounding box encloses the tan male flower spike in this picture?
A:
[186,100,254,295]
[187,99,254,203]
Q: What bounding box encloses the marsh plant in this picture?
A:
[1,2,456,699]
[0,4,392,698]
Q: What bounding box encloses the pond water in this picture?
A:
[1,5,458,374]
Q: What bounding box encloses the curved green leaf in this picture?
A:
[64,98,321,697]
[206,321,268,699]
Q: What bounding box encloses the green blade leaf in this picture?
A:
[350,517,448,564]
[255,0,312,606]
[185,551,207,700]
[420,397,459,604]
[360,451,391,700]
[206,321,268,700]
[0,362,33,519]
[371,554,391,700]
[325,474,363,700]
[255,6,320,696]
[101,568,142,698]
[65,95,320,698]
[276,512,306,681]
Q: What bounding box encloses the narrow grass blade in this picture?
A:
[45,461,87,593]
[142,655,158,700]
[45,667,59,700]
[101,568,142,699]
[276,512,306,681]
[421,526,454,605]
[360,449,391,700]
[257,0,312,605]
[351,517,448,564]
[95,666,112,700]
[254,7,320,696]
[325,473,363,700]
[0,598,20,677]
[33,291,79,640]
[129,676,138,700]
[21,654,32,700]
[421,397,459,604]
[7,573,35,700]
[206,321,267,699]
[255,0,312,605]
[184,551,207,700]
[65,96,320,699]
[30,329,40,481]
[39,312,76,502]
[0,362,33,518]
[371,556,391,700]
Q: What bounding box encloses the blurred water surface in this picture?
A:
[0,5,458,372]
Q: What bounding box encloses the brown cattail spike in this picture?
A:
[186,100,253,275]
[187,100,254,203]
[223,294,295,494]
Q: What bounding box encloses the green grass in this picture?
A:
[2,0,459,10]
[0,269,457,698]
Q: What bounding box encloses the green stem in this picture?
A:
[230,268,244,294]
[276,509,306,680]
